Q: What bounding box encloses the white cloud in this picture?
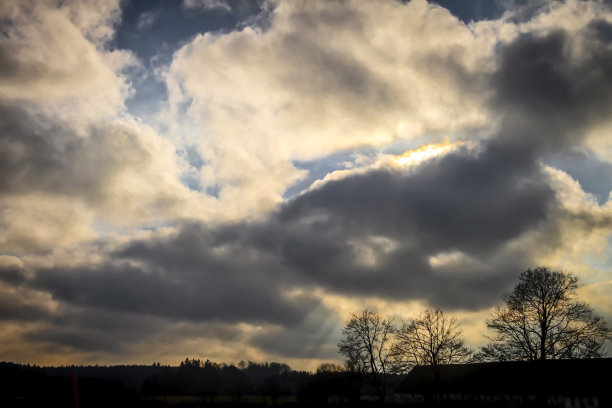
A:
[536,166,612,281]
[0,194,98,254]
[2,0,612,368]
[0,0,133,128]
[136,11,156,30]
[183,0,232,13]
[0,0,216,254]
[165,0,494,218]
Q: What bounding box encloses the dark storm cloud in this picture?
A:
[24,227,334,352]
[19,132,562,354]
[281,150,549,255]
[24,309,167,353]
[256,145,556,308]
[0,41,24,80]
[25,326,126,353]
[0,267,26,286]
[491,24,612,154]
[0,106,86,196]
[250,23,612,308]
[27,24,612,323]
[0,268,50,322]
[0,102,146,200]
[31,231,320,326]
[0,290,49,321]
[28,135,557,319]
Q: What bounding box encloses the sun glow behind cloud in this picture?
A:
[303,140,472,194]
[394,141,471,168]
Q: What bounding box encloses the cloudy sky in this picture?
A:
[1,0,612,370]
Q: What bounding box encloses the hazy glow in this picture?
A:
[428,250,466,268]
[395,141,467,167]
[0,0,611,369]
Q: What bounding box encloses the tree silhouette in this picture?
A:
[478,267,611,361]
[338,309,393,402]
[315,363,344,374]
[391,308,471,373]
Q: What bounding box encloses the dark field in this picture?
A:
[2,360,610,408]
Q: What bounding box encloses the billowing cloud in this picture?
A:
[0,0,132,124]
[165,0,494,217]
[0,0,219,255]
[1,0,611,369]
[183,0,233,13]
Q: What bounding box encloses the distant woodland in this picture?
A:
[0,359,398,407]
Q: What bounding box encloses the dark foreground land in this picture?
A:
[0,361,375,408]
[2,360,609,408]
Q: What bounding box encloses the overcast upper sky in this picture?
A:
[1,0,612,370]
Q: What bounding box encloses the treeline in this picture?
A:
[0,359,397,407]
[0,361,138,407]
[142,359,303,398]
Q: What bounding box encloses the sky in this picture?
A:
[1,0,612,371]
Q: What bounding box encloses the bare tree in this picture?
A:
[477,267,611,361]
[391,308,471,373]
[315,362,346,374]
[338,309,393,402]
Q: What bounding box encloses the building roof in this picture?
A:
[395,359,612,396]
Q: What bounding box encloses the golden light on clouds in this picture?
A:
[394,141,469,168]
[1,0,611,370]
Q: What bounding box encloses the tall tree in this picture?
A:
[391,308,471,373]
[478,267,611,361]
[338,309,393,402]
